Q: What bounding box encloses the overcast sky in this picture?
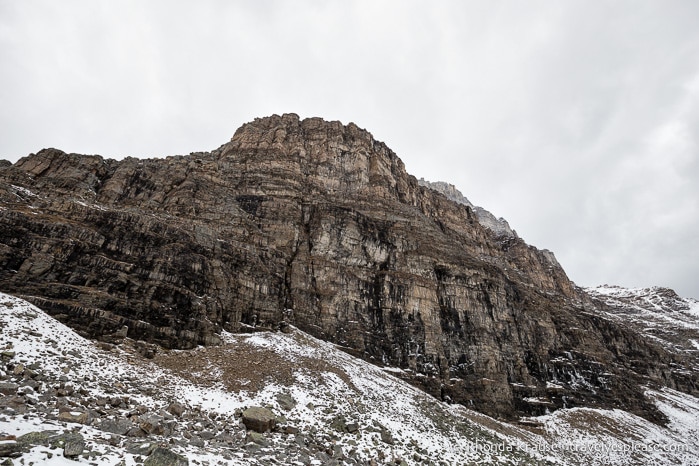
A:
[1,1,698,299]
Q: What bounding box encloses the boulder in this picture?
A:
[143,447,188,466]
[99,418,134,435]
[276,393,297,411]
[57,410,88,424]
[166,402,186,417]
[0,440,20,458]
[241,407,276,433]
[63,434,85,457]
[0,383,18,395]
[138,413,166,435]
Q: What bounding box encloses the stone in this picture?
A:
[276,393,297,411]
[166,402,185,417]
[57,410,88,424]
[380,429,394,445]
[125,441,157,456]
[0,383,18,396]
[138,413,166,435]
[242,407,276,433]
[199,431,215,440]
[63,434,85,457]
[100,418,134,435]
[0,440,20,458]
[246,431,269,446]
[143,447,188,466]
[346,422,359,433]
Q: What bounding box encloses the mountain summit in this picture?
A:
[0,114,696,423]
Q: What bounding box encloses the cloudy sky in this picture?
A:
[1,1,698,298]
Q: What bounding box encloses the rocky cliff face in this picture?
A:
[0,114,695,422]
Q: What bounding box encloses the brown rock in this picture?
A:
[242,407,276,433]
[166,402,186,417]
[57,411,88,424]
[138,413,166,435]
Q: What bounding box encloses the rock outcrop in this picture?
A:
[0,114,695,421]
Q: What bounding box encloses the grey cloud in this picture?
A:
[1,0,698,298]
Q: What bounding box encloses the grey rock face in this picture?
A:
[0,114,695,422]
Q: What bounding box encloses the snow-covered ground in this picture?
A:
[588,285,699,328]
[1,291,698,465]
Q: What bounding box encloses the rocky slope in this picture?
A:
[1,293,698,466]
[0,114,696,423]
[584,285,699,371]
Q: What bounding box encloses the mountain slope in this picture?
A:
[1,293,698,465]
[0,114,695,423]
[585,285,699,371]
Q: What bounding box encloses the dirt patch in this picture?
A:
[152,330,359,395]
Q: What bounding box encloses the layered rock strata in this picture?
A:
[0,114,695,421]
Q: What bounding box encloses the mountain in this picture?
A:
[1,292,698,465]
[416,179,516,238]
[584,285,699,371]
[0,114,696,428]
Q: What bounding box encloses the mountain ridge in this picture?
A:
[0,114,696,424]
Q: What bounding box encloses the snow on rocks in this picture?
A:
[1,292,698,465]
[585,285,699,365]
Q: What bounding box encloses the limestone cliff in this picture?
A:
[0,114,695,422]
